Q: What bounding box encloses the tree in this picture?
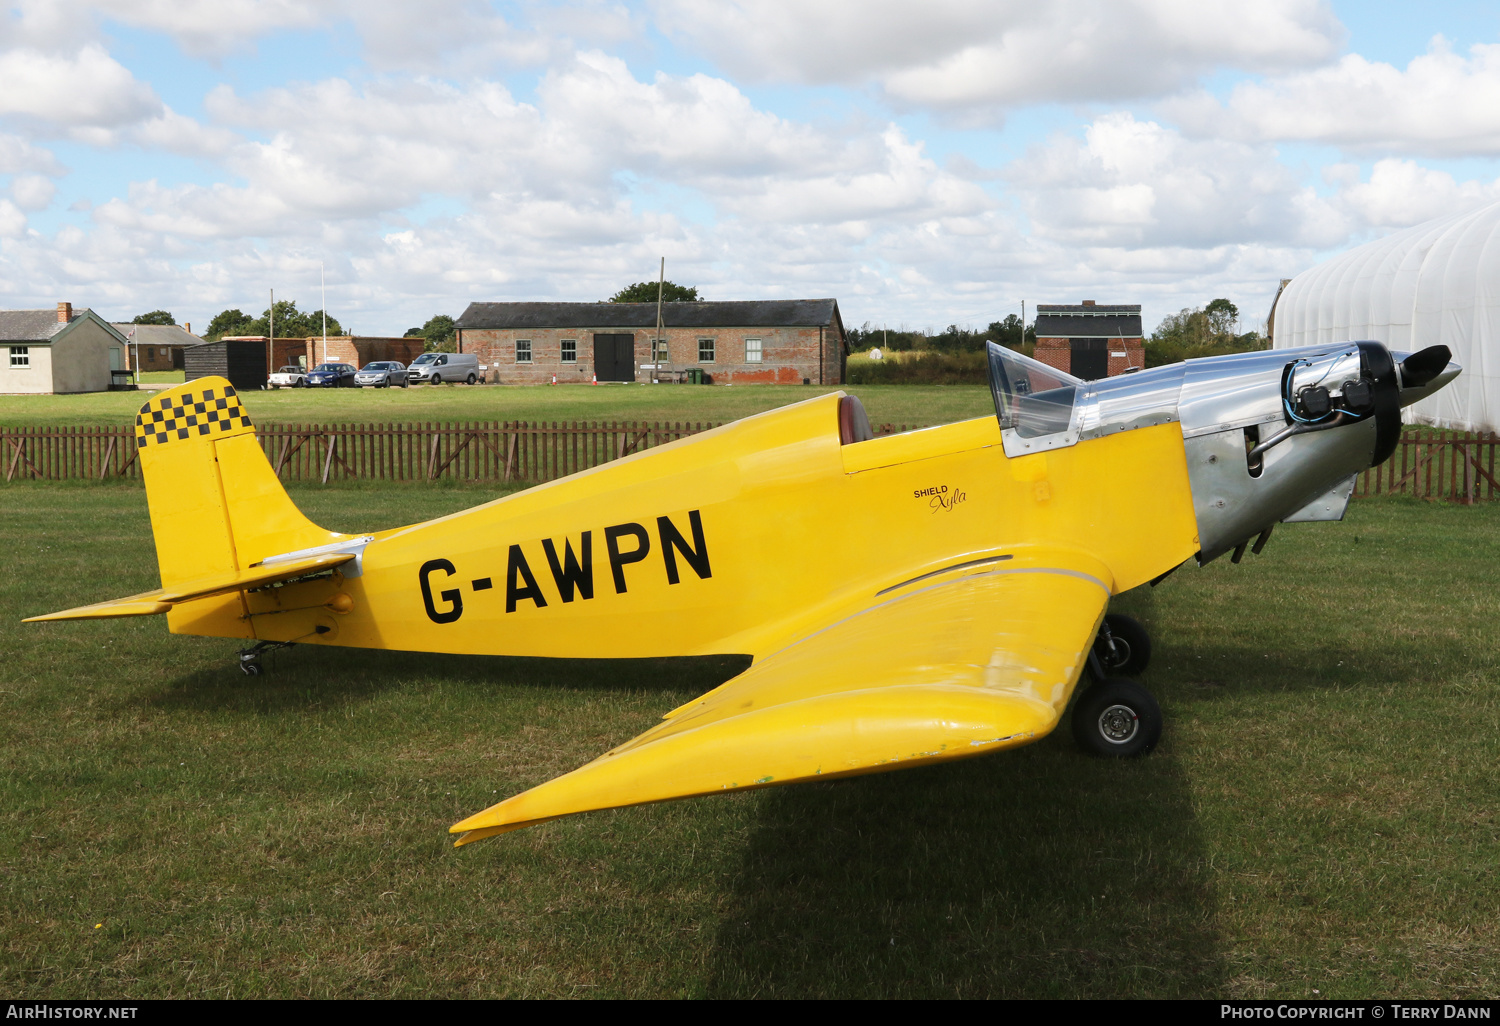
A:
[131,310,175,325]
[987,314,1036,350]
[205,308,253,342]
[1205,297,1238,337]
[420,314,456,352]
[241,300,343,339]
[845,322,924,352]
[608,281,701,304]
[1145,300,1265,368]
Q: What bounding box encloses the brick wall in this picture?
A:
[1035,337,1144,377]
[272,337,426,368]
[128,345,181,372]
[459,324,844,385]
[1034,338,1071,376]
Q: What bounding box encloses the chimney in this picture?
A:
[57,302,72,322]
[184,322,190,334]
[1081,300,1096,307]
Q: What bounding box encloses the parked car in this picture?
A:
[267,365,306,389]
[304,362,358,388]
[408,351,483,385]
[355,361,408,388]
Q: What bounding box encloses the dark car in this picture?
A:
[304,362,357,388]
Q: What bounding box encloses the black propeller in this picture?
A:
[1400,345,1453,388]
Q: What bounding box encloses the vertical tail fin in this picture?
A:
[134,377,341,591]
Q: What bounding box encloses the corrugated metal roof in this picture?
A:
[1035,304,1141,315]
[1034,314,1143,337]
[109,323,204,346]
[0,310,70,342]
[455,299,841,331]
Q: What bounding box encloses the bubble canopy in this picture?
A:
[986,342,1082,438]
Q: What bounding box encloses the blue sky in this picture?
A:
[2,0,1498,337]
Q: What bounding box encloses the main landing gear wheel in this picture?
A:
[1072,677,1162,758]
[1095,613,1151,676]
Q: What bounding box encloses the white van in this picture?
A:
[408,351,484,385]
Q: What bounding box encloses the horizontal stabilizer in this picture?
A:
[24,553,353,622]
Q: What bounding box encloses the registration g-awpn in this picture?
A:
[26,340,1458,844]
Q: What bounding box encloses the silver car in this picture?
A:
[356,361,409,388]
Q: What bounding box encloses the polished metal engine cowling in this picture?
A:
[985,340,1431,566]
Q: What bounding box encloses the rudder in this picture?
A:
[134,377,342,592]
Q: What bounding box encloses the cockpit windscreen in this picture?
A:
[986,342,1083,438]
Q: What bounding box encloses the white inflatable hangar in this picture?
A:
[1271,200,1500,433]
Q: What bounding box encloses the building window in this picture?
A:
[516,340,532,364]
[9,346,28,368]
[745,338,763,363]
[698,338,715,363]
[652,337,669,363]
[560,339,577,363]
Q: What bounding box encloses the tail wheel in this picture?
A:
[1071,677,1162,758]
[1096,613,1151,676]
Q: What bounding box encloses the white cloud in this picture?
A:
[653,0,1341,115]
[0,44,160,129]
[1008,112,1347,250]
[1167,39,1500,157]
[10,174,55,211]
[1329,159,1500,230]
[0,199,26,237]
[86,0,332,57]
[0,133,63,175]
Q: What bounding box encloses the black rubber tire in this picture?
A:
[1071,677,1161,758]
[466,373,476,385]
[1097,613,1151,676]
[431,374,441,385]
[240,662,261,677]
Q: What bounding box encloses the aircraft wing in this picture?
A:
[23,553,354,622]
[451,560,1112,845]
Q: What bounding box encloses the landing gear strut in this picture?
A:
[238,640,295,676]
[1094,613,1151,676]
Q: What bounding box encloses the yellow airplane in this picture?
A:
[26,341,1459,846]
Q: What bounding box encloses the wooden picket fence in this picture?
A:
[1354,430,1500,504]
[3,422,1495,501]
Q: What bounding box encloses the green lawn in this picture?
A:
[0,383,991,430]
[2,483,1497,997]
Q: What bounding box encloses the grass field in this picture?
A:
[2,482,1498,998]
[0,382,992,430]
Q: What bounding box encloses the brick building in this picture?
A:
[220,335,427,373]
[453,300,847,386]
[1033,302,1144,380]
[110,322,202,372]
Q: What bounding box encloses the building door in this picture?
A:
[1069,338,1108,380]
[592,333,636,382]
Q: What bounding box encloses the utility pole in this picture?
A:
[268,288,274,382]
[654,257,665,384]
[321,262,327,365]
